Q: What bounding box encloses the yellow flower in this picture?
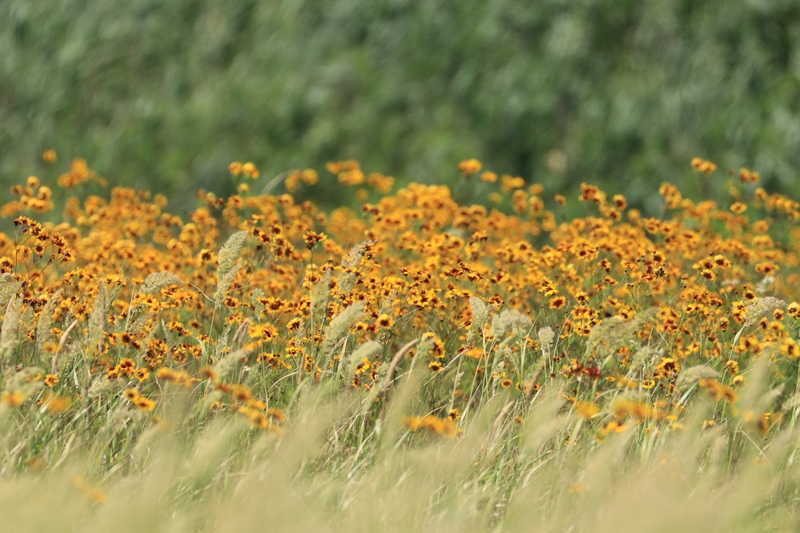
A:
[403,415,457,438]
[267,408,286,423]
[730,202,747,214]
[699,379,738,403]
[45,396,72,413]
[575,402,599,420]
[458,159,482,175]
[124,388,140,401]
[700,268,716,281]
[739,167,760,183]
[42,149,57,163]
[134,397,156,412]
[303,231,327,250]
[242,162,259,179]
[691,157,717,174]
[376,313,393,329]
[599,421,628,437]
[228,161,243,176]
[2,391,25,407]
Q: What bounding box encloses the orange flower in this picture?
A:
[228,161,243,176]
[575,402,599,420]
[691,157,717,174]
[457,159,482,175]
[134,397,156,412]
[1,391,25,407]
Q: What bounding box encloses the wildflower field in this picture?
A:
[2,155,800,531]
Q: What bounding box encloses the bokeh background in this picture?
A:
[2,0,799,213]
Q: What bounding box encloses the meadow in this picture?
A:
[2,154,800,531]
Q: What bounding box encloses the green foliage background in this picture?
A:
[2,0,799,211]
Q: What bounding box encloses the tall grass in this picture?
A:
[1,156,800,530]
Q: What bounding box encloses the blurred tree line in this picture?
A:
[1,0,799,213]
